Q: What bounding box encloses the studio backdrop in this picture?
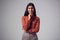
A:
[0,0,60,40]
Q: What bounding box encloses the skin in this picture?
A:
[27,6,34,20]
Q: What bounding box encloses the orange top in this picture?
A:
[22,16,40,33]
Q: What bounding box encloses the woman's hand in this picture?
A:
[28,14,32,20]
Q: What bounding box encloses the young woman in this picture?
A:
[22,3,40,40]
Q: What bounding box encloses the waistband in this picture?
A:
[24,31,36,35]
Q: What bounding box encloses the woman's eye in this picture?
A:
[28,8,30,9]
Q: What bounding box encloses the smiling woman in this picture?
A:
[21,3,40,40]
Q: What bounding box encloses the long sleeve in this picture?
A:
[22,16,31,31]
[29,17,40,33]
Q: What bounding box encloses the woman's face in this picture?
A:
[28,6,34,16]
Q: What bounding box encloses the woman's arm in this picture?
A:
[22,16,31,31]
[31,17,40,33]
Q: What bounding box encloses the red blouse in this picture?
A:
[22,16,40,33]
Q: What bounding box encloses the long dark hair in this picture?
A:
[24,3,36,16]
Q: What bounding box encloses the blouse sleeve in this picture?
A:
[22,16,31,31]
[31,17,40,33]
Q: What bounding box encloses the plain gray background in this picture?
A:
[0,0,60,40]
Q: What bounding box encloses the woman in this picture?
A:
[22,3,40,40]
